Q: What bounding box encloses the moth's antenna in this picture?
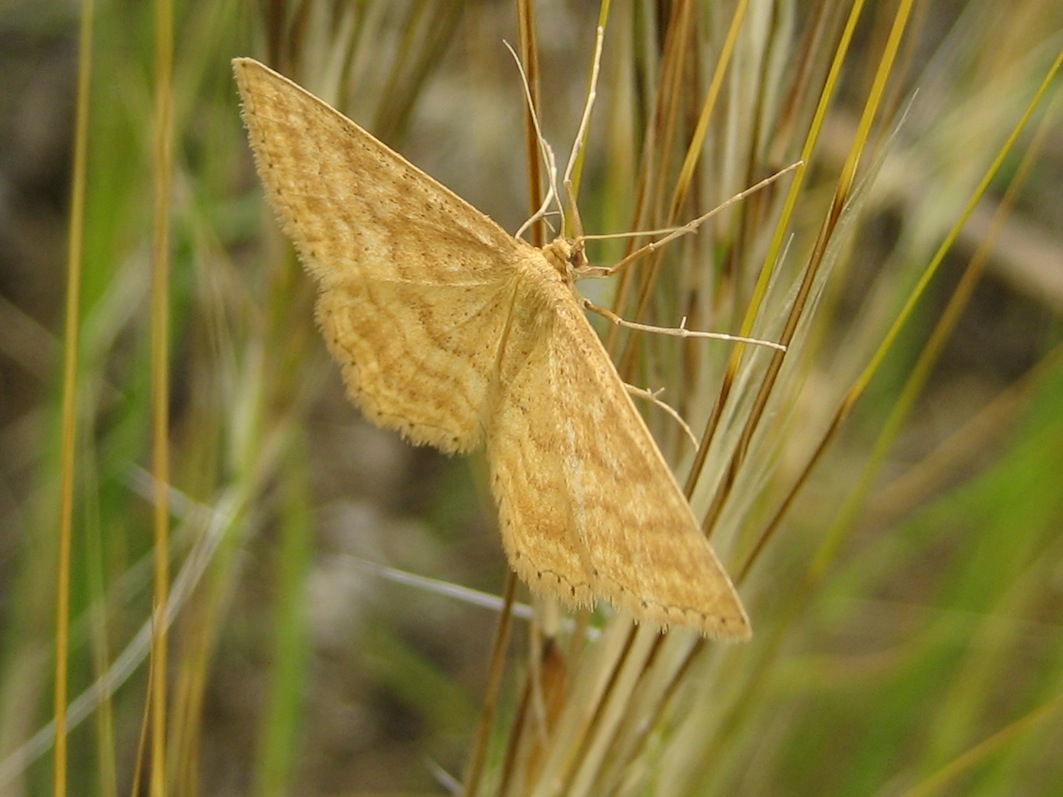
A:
[504,40,561,240]
[562,25,605,198]
[559,23,605,246]
[565,180,585,242]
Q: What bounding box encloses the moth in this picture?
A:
[233,57,750,638]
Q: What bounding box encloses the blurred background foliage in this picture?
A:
[0,0,1061,795]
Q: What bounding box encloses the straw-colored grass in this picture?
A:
[1,1,1061,795]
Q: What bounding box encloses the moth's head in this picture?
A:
[543,236,588,285]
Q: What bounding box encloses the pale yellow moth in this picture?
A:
[233,58,750,639]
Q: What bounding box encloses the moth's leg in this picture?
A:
[622,383,698,451]
[580,297,786,352]
[573,161,803,279]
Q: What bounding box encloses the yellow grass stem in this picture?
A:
[53,1,95,795]
[150,0,175,793]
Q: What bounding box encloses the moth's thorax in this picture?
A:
[542,237,587,286]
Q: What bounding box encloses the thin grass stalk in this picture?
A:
[149,0,175,791]
[598,634,703,797]
[731,5,789,318]
[611,3,694,369]
[53,0,97,794]
[517,0,545,249]
[670,0,751,218]
[84,457,118,794]
[712,34,1063,795]
[251,448,313,797]
[896,655,1063,797]
[697,0,870,528]
[130,655,155,793]
[670,3,914,787]
[463,573,519,797]
[872,342,1063,521]
[562,626,661,795]
[780,41,1063,596]
[858,66,1063,795]
[373,3,464,142]
[859,70,1060,537]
